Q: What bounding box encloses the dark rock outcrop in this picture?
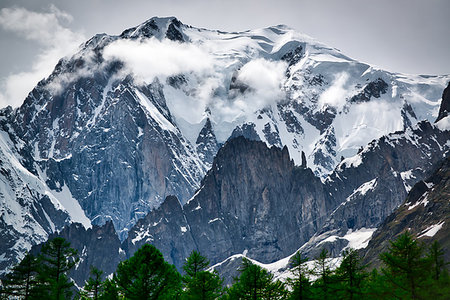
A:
[436,82,450,122]
[230,123,261,141]
[361,155,450,268]
[123,195,194,270]
[30,221,125,287]
[301,151,307,168]
[350,78,388,103]
[126,137,333,270]
[297,121,450,258]
[10,70,206,239]
[196,118,219,166]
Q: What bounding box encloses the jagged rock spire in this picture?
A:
[436,81,450,122]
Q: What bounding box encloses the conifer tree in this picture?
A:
[286,251,311,300]
[228,258,286,299]
[1,254,41,299]
[98,278,119,300]
[334,248,367,300]
[183,250,210,279]
[311,249,334,300]
[37,237,79,300]
[423,241,450,299]
[427,241,447,281]
[182,250,223,299]
[79,266,103,300]
[183,270,224,300]
[113,244,181,299]
[379,232,430,299]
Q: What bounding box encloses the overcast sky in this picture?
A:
[0,0,449,108]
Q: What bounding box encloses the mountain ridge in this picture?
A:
[0,16,449,279]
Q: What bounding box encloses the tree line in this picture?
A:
[0,232,448,299]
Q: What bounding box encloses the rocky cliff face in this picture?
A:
[0,109,81,275]
[361,155,450,268]
[126,115,450,270]
[436,82,450,122]
[196,118,220,167]
[22,117,450,284]
[297,120,450,259]
[126,137,332,269]
[10,72,207,239]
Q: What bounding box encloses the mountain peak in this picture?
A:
[120,16,185,41]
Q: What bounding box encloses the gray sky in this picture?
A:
[0,0,449,108]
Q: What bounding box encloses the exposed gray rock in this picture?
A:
[436,81,450,122]
[312,126,336,175]
[0,128,71,275]
[196,118,219,166]
[262,122,282,148]
[30,221,125,287]
[10,71,207,240]
[123,195,195,270]
[126,137,332,270]
[230,123,261,141]
[349,78,388,103]
[299,121,450,258]
[301,151,307,168]
[361,155,450,268]
[165,18,186,42]
[278,103,304,135]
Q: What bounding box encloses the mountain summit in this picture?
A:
[0,16,449,275]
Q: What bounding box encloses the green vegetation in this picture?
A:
[1,232,448,299]
[114,244,181,299]
[182,250,224,299]
[227,258,286,299]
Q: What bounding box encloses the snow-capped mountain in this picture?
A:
[0,16,449,276]
[0,108,91,274]
[295,118,450,259]
[35,114,449,286]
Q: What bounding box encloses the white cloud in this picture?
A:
[208,58,287,122]
[102,38,215,83]
[238,58,286,94]
[103,39,287,122]
[235,58,287,109]
[318,72,350,109]
[0,5,85,108]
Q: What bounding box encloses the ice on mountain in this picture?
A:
[134,89,177,133]
[418,221,445,238]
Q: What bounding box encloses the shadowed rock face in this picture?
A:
[349,78,388,103]
[30,221,125,287]
[436,82,450,122]
[361,155,450,269]
[10,72,207,240]
[272,120,450,259]
[196,118,219,167]
[126,137,332,269]
[126,118,450,268]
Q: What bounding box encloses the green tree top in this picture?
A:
[1,253,41,299]
[228,258,286,299]
[182,250,223,300]
[183,250,210,279]
[114,244,181,300]
[38,237,79,300]
[380,232,430,299]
